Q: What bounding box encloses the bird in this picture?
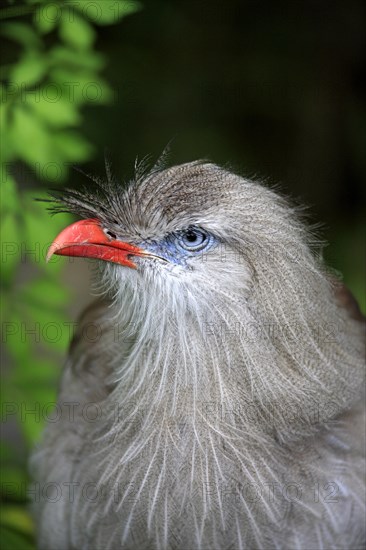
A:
[30,158,366,550]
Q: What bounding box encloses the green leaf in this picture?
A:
[70,0,141,25]
[25,93,81,127]
[10,105,52,167]
[19,303,68,340]
[3,311,32,364]
[0,467,29,502]
[0,103,10,161]
[34,4,59,34]
[0,176,19,216]
[3,312,34,374]
[8,108,83,181]
[0,441,16,463]
[50,45,105,71]
[18,195,74,268]
[9,53,47,87]
[20,278,70,308]
[22,195,60,256]
[50,69,112,105]
[0,22,42,49]
[0,524,35,550]
[19,391,58,445]
[0,506,34,538]
[1,212,20,284]
[59,12,96,50]
[13,358,59,386]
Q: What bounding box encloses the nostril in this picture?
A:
[106,230,117,240]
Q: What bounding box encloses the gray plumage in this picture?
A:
[31,161,366,549]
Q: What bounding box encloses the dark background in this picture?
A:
[79,0,365,306]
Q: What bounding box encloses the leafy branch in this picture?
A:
[0,1,140,547]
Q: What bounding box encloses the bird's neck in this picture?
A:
[107,290,364,446]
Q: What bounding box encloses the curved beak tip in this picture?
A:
[47,219,142,268]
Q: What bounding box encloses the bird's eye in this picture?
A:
[176,228,209,252]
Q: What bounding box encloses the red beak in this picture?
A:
[47,219,145,269]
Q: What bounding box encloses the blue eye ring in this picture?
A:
[175,227,211,252]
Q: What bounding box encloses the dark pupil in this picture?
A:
[186,231,199,243]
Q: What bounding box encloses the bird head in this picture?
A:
[48,162,251,288]
[47,160,314,318]
[47,160,365,439]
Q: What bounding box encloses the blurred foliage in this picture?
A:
[0,0,140,547]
